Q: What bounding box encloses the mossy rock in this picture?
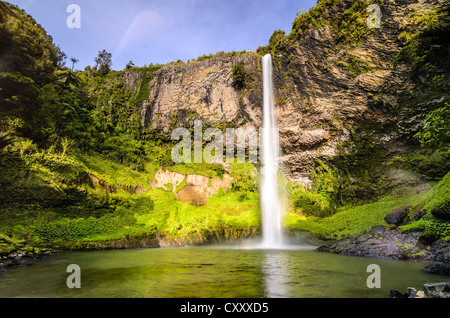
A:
[431,198,450,221]
[384,206,410,226]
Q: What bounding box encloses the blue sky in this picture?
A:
[7,0,316,70]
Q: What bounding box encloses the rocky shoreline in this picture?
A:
[315,225,450,274]
[316,226,426,260]
[0,249,57,271]
[313,224,450,298]
[424,239,450,275]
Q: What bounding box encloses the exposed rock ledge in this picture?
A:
[151,169,233,206]
[316,226,427,260]
[424,239,450,275]
[317,225,450,277]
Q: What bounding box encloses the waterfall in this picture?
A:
[260,54,284,248]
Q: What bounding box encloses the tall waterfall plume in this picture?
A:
[260,54,284,248]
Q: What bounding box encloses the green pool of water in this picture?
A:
[1,244,448,298]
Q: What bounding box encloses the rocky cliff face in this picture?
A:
[274,0,444,182]
[137,54,263,134]
[123,0,443,185]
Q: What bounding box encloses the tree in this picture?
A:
[268,30,286,47]
[56,46,67,68]
[60,136,75,158]
[0,2,63,115]
[59,70,81,87]
[94,50,112,76]
[70,57,79,71]
[125,60,135,70]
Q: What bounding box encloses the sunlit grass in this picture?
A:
[133,188,260,238]
[76,152,155,190]
[286,190,431,240]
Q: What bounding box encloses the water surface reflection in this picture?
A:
[0,245,448,298]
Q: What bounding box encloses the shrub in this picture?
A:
[231,62,248,90]
[292,188,331,217]
[34,214,136,242]
[425,217,450,239]
[197,54,214,62]
[414,103,450,149]
[229,163,257,194]
[264,30,288,55]
[290,0,341,37]
[311,159,340,203]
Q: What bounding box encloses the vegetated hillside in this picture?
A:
[0,0,449,256]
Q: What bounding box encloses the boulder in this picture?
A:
[424,282,450,298]
[384,206,410,226]
[390,289,409,298]
[390,287,425,298]
[424,262,450,275]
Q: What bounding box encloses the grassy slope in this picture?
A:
[0,142,261,254]
[287,172,450,241]
[287,191,429,240]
